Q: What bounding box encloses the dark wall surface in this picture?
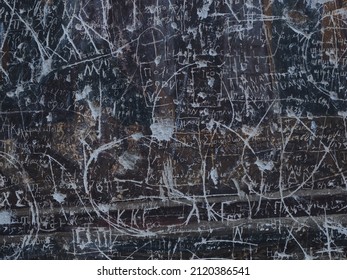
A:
[1,0,347,259]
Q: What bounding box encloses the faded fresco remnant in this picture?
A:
[1,0,347,259]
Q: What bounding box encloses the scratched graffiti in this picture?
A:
[1,0,347,259]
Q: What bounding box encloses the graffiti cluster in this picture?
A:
[1,0,347,259]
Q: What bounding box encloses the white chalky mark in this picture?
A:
[53,192,66,203]
[210,167,218,185]
[255,159,274,171]
[119,152,140,170]
[197,0,213,19]
[150,119,174,141]
[0,211,12,225]
[76,85,92,101]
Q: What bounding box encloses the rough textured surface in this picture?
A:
[1,0,347,259]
